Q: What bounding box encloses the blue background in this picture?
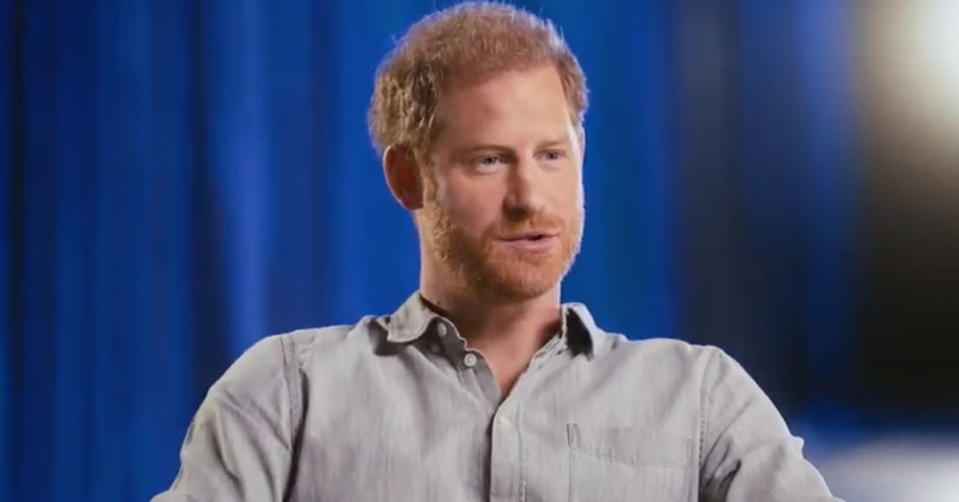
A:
[7,0,953,500]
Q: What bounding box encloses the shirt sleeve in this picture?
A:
[152,335,299,501]
[698,347,843,502]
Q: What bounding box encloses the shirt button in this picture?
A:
[463,352,478,368]
[429,342,441,354]
[436,323,448,337]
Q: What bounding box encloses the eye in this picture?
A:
[472,153,506,172]
[538,149,566,162]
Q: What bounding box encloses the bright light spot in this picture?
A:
[821,436,959,502]
[876,0,959,149]
[905,0,959,107]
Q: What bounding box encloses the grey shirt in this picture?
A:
[154,292,840,501]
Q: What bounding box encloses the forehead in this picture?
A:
[433,65,573,142]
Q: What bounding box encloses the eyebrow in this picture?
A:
[456,144,513,156]
[455,136,571,156]
[536,137,571,149]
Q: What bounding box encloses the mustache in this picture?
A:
[488,214,566,237]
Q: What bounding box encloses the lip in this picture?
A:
[497,233,559,253]
[500,230,560,240]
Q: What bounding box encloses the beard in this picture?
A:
[419,195,584,303]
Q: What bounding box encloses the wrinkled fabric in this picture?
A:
[154,292,841,501]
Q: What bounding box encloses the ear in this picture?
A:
[382,145,424,210]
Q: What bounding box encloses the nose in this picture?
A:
[503,155,547,220]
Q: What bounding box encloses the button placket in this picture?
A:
[427,320,461,360]
[489,403,522,499]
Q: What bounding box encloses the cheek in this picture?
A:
[551,172,584,211]
[435,177,504,232]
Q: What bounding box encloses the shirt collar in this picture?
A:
[376,291,604,357]
[561,301,603,358]
[379,292,438,344]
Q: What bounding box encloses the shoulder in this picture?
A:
[565,303,725,375]
[599,333,721,368]
[589,333,736,387]
[210,318,375,401]
[598,336,777,426]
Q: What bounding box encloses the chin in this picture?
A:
[432,227,581,301]
[473,260,567,301]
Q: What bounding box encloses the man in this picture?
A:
[155,2,841,501]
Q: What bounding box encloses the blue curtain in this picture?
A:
[1,0,857,500]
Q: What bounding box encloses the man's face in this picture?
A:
[417,64,585,302]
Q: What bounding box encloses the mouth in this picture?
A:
[500,230,559,241]
[497,231,560,252]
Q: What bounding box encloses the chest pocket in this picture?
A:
[566,424,694,501]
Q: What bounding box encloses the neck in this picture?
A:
[419,257,566,399]
[419,274,562,355]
